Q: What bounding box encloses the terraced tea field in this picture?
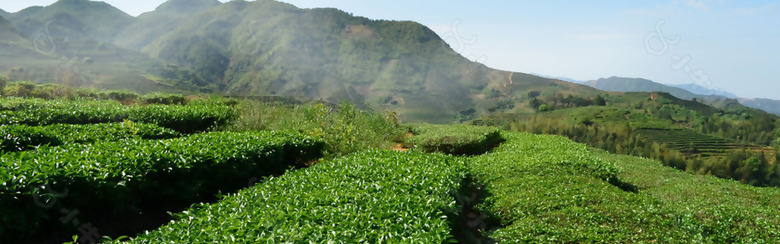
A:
[637,128,763,155]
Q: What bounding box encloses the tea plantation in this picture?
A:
[2,96,780,243]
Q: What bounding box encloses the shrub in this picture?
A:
[128,104,237,133]
[2,81,36,97]
[122,150,466,243]
[140,93,187,105]
[231,101,405,156]
[0,131,325,241]
[404,123,503,156]
[101,90,140,103]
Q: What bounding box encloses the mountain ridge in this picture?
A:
[8,0,133,42]
[584,76,780,116]
[671,83,738,98]
[113,0,601,122]
[585,77,699,100]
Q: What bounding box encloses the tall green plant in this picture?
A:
[231,100,405,156]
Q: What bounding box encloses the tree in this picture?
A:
[529,98,541,110]
[594,95,606,106]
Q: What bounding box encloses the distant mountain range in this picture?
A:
[585,77,780,116]
[0,0,603,122]
[0,0,776,122]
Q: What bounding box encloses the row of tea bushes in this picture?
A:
[404,124,503,155]
[0,122,179,153]
[122,150,466,243]
[468,132,780,242]
[0,131,325,241]
[0,97,236,133]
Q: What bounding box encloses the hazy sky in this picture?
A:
[3,0,779,99]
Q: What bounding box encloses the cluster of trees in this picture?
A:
[686,150,780,186]
[694,112,777,145]
[476,115,780,187]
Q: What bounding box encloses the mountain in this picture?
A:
[0,8,9,18]
[585,76,780,116]
[114,0,599,122]
[739,98,780,116]
[0,0,211,93]
[8,0,133,42]
[671,83,738,98]
[585,77,699,100]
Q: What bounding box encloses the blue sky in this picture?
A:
[3,0,779,99]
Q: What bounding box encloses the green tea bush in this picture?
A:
[45,121,180,143]
[128,104,236,133]
[0,122,179,153]
[0,97,237,133]
[124,150,466,243]
[101,90,140,103]
[0,124,60,153]
[140,93,187,105]
[0,131,325,240]
[0,98,131,125]
[404,123,503,156]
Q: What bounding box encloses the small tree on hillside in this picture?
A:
[594,95,607,106]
